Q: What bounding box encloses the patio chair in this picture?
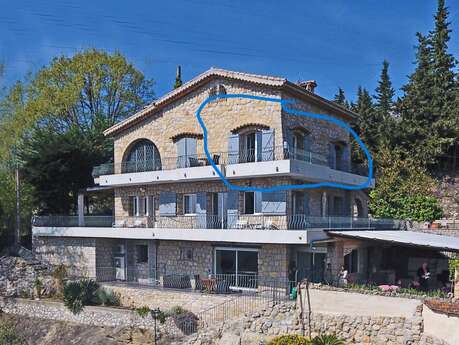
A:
[189,157,201,167]
[212,154,220,165]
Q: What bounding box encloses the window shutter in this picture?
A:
[303,135,312,163]
[196,192,207,228]
[186,137,198,159]
[303,192,310,216]
[228,134,240,164]
[261,192,286,215]
[176,139,187,168]
[159,192,176,216]
[328,143,336,169]
[285,129,294,159]
[254,191,262,213]
[226,192,239,228]
[256,131,263,162]
[261,129,275,161]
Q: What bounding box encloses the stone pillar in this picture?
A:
[78,193,85,226]
[327,241,344,283]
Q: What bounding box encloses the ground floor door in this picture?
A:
[296,251,326,283]
[214,247,258,289]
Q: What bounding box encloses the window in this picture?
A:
[129,196,139,216]
[244,192,255,214]
[136,245,148,263]
[180,247,194,261]
[183,194,197,215]
[293,132,304,160]
[124,139,161,173]
[242,132,257,162]
[332,196,344,216]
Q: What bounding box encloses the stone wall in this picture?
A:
[258,244,289,281]
[157,240,213,278]
[33,236,97,277]
[0,297,186,340]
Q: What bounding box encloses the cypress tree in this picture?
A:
[374,60,395,147]
[352,87,376,159]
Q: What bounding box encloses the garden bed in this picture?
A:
[309,282,452,301]
[424,299,459,316]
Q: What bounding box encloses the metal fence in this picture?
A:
[92,145,368,177]
[33,214,405,230]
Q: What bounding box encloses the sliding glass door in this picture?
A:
[215,247,258,289]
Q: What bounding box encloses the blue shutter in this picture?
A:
[261,129,275,161]
[254,192,262,213]
[186,137,198,159]
[255,131,263,162]
[228,134,240,164]
[176,138,186,168]
[226,192,239,228]
[328,143,336,169]
[262,192,286,215]
[285,129,294,159]
[304,135,312,163]
[159,192,176,216]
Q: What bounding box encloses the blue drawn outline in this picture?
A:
[195,93,373,192]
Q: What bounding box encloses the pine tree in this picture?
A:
[398,33,435,164]
[429,0,457,164]
[374,61,395,119]
[352,87,376,160]
[333,88,349,109]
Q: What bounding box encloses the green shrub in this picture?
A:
[0,321,25,345]
[268,335,312,345]
[94,288,120,306]
[63,279,100,314]
[135,306,151,318]
[312,335,345,345]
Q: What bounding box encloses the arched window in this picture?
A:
[123,139,161,173]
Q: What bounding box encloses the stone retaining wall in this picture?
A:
[0,297,186,339]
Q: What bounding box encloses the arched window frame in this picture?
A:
[123,139,161,173]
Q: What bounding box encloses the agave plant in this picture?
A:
[312,335,345,345]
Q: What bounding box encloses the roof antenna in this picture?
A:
[174,65,183,89]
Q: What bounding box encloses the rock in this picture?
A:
[218,333,241,345]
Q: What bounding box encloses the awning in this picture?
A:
[326,230,459,252]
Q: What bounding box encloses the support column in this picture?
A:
[321,191,328,217]
[327,241,344,284]
[78,193,85,226]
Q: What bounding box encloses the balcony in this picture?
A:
[32,214,403,230]
[92,146,371,187]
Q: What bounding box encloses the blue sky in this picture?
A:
[1,0,458,102]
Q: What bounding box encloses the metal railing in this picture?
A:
[33,214,404,230]
[32,215,114,227]
[92,145,337,177]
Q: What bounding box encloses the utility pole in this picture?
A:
[15,160,21,245]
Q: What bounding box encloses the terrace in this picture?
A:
[92,146,371,187]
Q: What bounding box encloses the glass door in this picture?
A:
[215,248,258,289]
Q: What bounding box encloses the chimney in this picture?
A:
[174,65,183,89]
[297,80,317,93]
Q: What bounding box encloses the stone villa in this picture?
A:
[32,68,459,291]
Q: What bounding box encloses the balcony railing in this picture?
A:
[92,146,335,178]
[33,214,404,230]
